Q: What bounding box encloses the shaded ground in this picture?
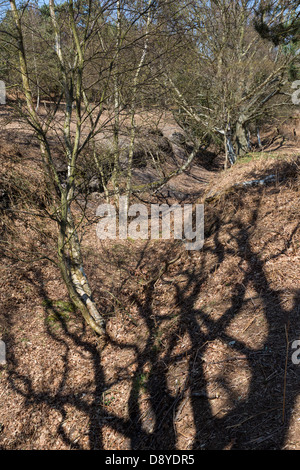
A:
[1,109,300,450]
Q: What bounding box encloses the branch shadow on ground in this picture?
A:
[3,183,300,450]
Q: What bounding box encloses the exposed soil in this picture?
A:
[1,107,300,450]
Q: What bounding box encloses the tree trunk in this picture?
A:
[257,127,262,148]
[235,120,249,156]
[58,211,106,337]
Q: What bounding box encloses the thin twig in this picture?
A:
[283,322,290,424]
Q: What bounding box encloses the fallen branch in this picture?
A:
[204,174,277,203]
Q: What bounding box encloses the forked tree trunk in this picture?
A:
[10,0,107,337]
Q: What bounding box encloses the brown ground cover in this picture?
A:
[1,108,300,450]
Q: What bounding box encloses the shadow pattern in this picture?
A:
[2,181,300,450]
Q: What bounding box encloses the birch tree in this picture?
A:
[4,0,198,337]
[7,0,122,337]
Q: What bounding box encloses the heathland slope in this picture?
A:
[0,113,300,449]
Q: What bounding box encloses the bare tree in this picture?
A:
[162,0,298,165]
[7,0,122,336]
[4,0,201,337]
